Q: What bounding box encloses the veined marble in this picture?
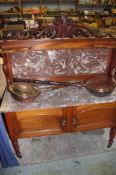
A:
[11,48,110,79]
[1,86,116,112]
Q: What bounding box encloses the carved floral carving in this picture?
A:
[2,16,113,40]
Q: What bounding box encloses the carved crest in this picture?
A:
[1,16,112,40]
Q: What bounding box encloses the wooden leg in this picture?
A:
[4,113,22,158]
[108,128,116,148]
[11,139,22,158]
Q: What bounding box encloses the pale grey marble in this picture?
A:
[0,85,116,112]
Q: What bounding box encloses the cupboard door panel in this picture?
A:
[12,108,65,138]
[74,104,114,131]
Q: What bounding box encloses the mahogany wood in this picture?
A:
[1,16,114,40]
[1,38,115,83]
[1,38,116,51]
[108,128,116,148]
[5,112,22,158]
[109,48,116,76]
[4,102,116,157]
[1,38,116,158]
[3,53,13,85]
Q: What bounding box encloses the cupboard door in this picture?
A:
[73,103,115,132]
[10,108,66,138]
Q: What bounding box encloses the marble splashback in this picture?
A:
[11,48,111,79]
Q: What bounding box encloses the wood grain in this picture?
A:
[2,38,116,157]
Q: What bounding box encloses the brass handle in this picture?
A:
[61,117,67,127]
[73,117,77,126]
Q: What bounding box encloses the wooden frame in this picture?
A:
[1,38,116,84]
[1,37,116,158]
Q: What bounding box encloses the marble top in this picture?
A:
[0,85,116,113]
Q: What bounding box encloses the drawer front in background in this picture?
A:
[73,104,115,131]
[13,108,66,138]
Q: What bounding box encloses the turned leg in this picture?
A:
[108,128,116,148]
[4,113,22,158]
[11,139,22,158]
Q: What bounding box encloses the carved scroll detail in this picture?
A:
[2,16,113,40]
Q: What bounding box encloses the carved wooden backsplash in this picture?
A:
[11,48,111,80]
[1,16,112,40]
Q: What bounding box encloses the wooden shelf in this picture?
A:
[0,0,19,2]
[79,4,115,6]
[0,13,20,15]
[0,0,115,19]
